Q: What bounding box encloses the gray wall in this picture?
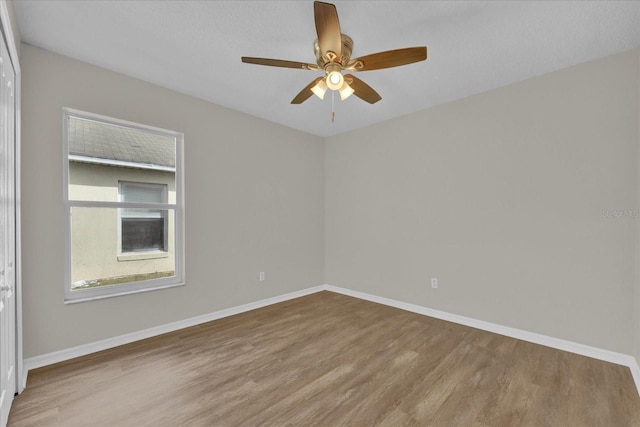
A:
[21,44,325,358]
[325,48,640,355]
[21,42,640,360]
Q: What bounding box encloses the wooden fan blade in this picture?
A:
[347,47,427,71]
[344,74,381,104]
[291,77,323,104]
[314,1,341,58]
[242,57,318,70]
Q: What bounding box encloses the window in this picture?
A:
[63,108,184,303]
[119,182,168,253]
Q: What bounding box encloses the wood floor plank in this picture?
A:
[8,291,640,426]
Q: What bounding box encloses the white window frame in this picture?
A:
[117,181,169,256]
[63,108,184,303]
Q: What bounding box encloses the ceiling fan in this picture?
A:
[241,1,427,105]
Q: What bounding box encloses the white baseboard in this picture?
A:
[324,284,640,396]
[21,283,640,397]
[21,285,324,388]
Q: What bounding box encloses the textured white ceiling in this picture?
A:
[14,1,640,137]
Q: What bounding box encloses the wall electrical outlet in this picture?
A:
[431,278,438,289]
[259,272,265,282]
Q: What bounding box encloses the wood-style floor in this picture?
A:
[8,291,640,426]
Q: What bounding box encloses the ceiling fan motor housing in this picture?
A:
[314,34,353,67]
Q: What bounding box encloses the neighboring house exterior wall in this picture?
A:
[69,161,175,284]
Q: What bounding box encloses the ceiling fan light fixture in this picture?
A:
[324,63,344,91]
[311,78,328,100]
[242,2,427,107]
[338,81,354,100]
[326,70,344,90]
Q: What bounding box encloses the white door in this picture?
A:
[0,33,16,427]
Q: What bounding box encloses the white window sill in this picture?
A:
[117,251,169,262]
[65,281,185,304]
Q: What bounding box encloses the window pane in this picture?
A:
[121,216,167,253]
[120,182,167,219]
[68,116,176,203]
[64,110,183,301]
[121,183,165,204]
[122,217,165,252]
[70,207,175,290]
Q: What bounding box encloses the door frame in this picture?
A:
[0,0,23,394]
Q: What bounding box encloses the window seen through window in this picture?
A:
[120,182,168,253]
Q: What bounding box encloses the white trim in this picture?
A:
[630,359,640,395]
[14,69,21,393]
[63,107,180,137]
[325,286,632,364]
[0,0,22,397]
[67,200,176,210]
[324,285,640,395]
[64,281,185,305]
[635,42,640,407]
[0,2,20,77]
[24,286,324,371]
[21,284,640,398]
[69,154,176,172]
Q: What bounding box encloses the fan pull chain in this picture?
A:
[331,90,335,123]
